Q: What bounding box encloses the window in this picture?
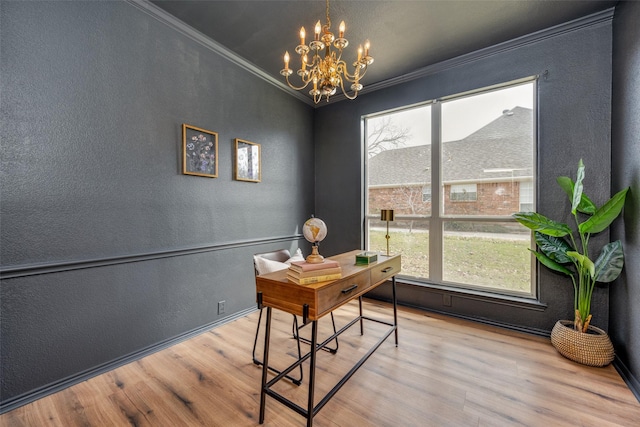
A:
[450,184,477,202]
[519,180,534,212]
[422,186,431,202]
[365,79,536,297]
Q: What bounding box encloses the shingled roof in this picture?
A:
[368,107,533,186]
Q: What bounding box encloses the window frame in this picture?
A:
[363,77,538,300]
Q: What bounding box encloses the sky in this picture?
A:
[368,82,534,147]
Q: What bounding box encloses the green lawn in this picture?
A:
[369,230,531,293]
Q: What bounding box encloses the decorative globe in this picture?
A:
[303,217,327,243]
[302,217,328,263]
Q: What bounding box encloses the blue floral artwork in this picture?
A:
[182,124,218,178]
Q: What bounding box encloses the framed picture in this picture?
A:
[234,138,261,183]
[182,124,218,178]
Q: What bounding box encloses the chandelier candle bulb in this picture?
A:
[300,27,306,45]
[365,40,370,56]
[284,51,289,68]
[358,45,362,61]
[339,21,345,38]
[315,21,321,39]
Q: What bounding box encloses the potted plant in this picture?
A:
[513,159,629,366]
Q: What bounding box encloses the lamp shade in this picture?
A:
[380,209,394,221]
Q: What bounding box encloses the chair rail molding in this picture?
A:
[0,235,304,280]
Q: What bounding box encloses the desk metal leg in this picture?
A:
[259,307,272,424]
[260,301,397,425]
[392,276,398,346]
[358,296,364,335]
[306,320,318,427]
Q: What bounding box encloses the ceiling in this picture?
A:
[151,0,617,101]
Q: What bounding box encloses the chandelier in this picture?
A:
[280,0,373,104]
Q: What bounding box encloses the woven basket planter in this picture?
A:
[550,320,614,367]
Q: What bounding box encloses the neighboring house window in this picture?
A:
[422,185,431,202]
[365,78,537,298]
[519,180,534,212]
[450,184,477,202]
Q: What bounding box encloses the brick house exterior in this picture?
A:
[368,107,533,217]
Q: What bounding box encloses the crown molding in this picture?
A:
[126,0,315,107]
[318,7,616,107]
[128,1,613,109]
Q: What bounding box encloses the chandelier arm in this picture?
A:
[338,77,358,100]
[335,61,361,82]
[306,53,319,69]
[334,48,343,63]
[356,65,369,80]
[285,74,312,91]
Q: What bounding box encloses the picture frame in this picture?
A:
[234,138,261,183]
[182,124,218,178]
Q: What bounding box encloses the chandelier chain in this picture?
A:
[325,0,331,31]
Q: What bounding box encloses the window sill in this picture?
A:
[397,276,547,311]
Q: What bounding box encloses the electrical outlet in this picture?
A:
[443,294,452,307]
[218,300,226,314]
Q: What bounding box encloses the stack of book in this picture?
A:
[287,259,342,285]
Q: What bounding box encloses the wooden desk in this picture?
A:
[256,249,401,426]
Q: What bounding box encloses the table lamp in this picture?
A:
[380,209,395,256]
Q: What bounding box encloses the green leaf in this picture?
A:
[534,232,573,264]
[571,159,586,215]
[567,251,595,278]
[556,176,596,215]
[513,212,572,237]
[530,249,573,276]
[595,241,625,283]
[579,187,629,234]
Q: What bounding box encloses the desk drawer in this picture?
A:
[317,271,371,316]
[370,256,401,285]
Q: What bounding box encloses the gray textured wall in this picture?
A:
[2,0,637,412]
[611,0,640,397]
[315,17,614,334]
[0,1,313,406]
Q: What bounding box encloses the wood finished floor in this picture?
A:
[2,300,639,427]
